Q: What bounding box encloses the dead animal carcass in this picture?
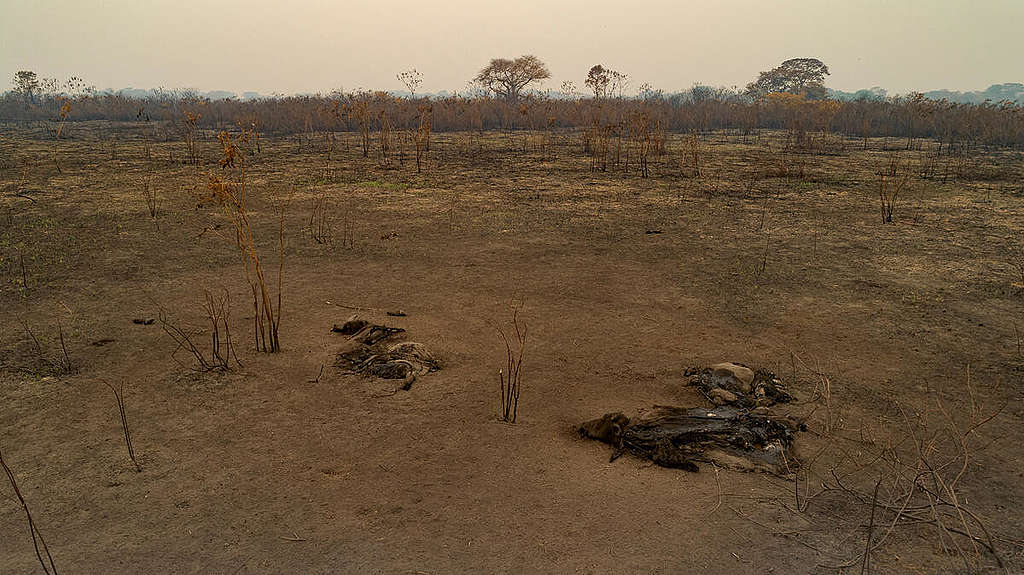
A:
[333,319,440,390]
[686,362,793,408]
[580,405,803,474]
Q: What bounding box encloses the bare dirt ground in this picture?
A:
[2,124,1023,573]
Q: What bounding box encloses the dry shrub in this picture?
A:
[52,99,70,173]
[415,104,432,173]
[16,318,75,377]
[309,192,332,244]
[495,305,528,423]
[8,87,1024,149]
[790,356,1009,571]
[879,152,910,223]
[101,379,141,472]
[176,110,201,165]
[0,444,58,574]
[158,291,236,372]
[683,133,701,177]
[205,130,284,353]
[632,111,652,178]
[140,166,159,220]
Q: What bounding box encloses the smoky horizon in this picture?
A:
[1,0,1021,97]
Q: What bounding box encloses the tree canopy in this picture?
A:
[584,65,628,98]
[746,58,830,100]
[13,70,39,103]
[474,55,550,101]
[585,65,611,98]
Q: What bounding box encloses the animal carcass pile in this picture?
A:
[332,317,440,390]
[579,362,804,474]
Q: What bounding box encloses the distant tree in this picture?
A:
[585,65,612,98]
[397,68,423,96]
[746,58,830,100]
[474,55,550,101]
[63,76,90,96]
[638,82,663,101]
[609,70,628,98]
[13,70,39,103]
[851,87,887,102]
[38,77,59,98]
[689,84,715,103]
[584,65,629,99]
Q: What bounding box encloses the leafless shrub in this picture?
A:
[0,444,58,574]
[101,379,141,472]
[378,104,392,165]
[496,305,528,423]
[204,130,284,352]
[879,152,910,223]
[789,360,1008,571]
[52,100,70,174]
[179,110,201,165]
[632,111,652,178]
[349,94,371,158]
[140,167,159,220]
[202,289,237,369]
[338,209,355,249]
[683,133,701,177]
[17,318,75,377]
[158,292,236,372]
[917,149,940,180]
[415,104,432,173]
[309,193,332,244]
[758,227,772,276]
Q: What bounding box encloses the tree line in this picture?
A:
[4,58,1024,148]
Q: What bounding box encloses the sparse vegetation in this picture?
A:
[0,444,58,575]
[204,129,284,353]
[879,152,910,223]
[15,318,75,378]
[496,305,527,424]
[140,166,159,220]
[101,379,141,472]
[4,50,1024,574]
[308,192,332,244]
[52,100,70,173]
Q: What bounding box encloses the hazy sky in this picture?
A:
[2,0,1021,96]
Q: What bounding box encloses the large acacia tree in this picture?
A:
[474,55,551,101]
[746,58,830,100]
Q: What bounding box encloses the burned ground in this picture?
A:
[1,124,1023,573]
